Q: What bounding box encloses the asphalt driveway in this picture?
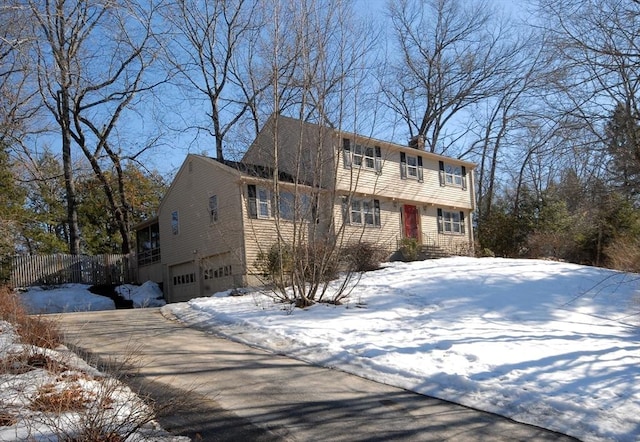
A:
[57,308,578,441]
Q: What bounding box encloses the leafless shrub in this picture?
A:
[605,236,640,273]
[0,284,186,441]
[526,231,574,261]
[341,242,384,272]
[28,354,169,442]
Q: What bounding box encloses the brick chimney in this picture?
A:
[408,134,425,150]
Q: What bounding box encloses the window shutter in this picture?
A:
[460,211,465,234]
[374,146,382,173]
[437,208,443,232]
[343,138,352,168]
[461,166,467,190]
[311,194,319,224]
[341,196,349,224]
[247,184,257,218]
[417,156,424,182]
[438,161,445,186]
[400,152,407,179]
[374,199,381,227]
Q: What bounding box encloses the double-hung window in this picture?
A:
[353,145,375,169]
[343,197,381,227]
[437,209,466,234]
[279,192,312,221]
[257,187,270,218]
[343,139,382,172]
[400,152,424,181]
[439,161,467,189]
[248,185,313,221]
[248,184,271,219]
[279,191,295,220]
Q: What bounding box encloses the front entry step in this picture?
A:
[419,245,450,259]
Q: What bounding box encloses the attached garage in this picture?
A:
[167,261,199,302]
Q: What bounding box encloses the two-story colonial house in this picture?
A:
[137,114,475,302]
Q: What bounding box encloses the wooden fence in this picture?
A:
[5,254,137,287]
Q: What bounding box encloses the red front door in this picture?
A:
[402,205,420,240]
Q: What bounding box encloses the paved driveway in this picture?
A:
[58,308,577,441]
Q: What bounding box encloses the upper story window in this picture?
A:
[439,161,467,189]
[400,152,424,182]
[342,197,381,227]
[343,139,382,173]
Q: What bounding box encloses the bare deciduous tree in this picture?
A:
[384,0,520,155]
[29,0,165,254]
[248,0,381,307]
[162,0,265,160]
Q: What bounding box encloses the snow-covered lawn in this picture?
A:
[166,257,640,442]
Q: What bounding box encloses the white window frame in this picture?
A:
[257,187,271,219]
[249,185,314,221]
[352,144,376,170]
[279,191,295,220]
[442,210,464,234]
[348,198,380,227]
[406,155,419,179]
[344,139,382,173]
[278,191,311,221]
[445,164,463,187]
[209,195,218,223]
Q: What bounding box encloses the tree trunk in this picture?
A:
[58,90,81,255]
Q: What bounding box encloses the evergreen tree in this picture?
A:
[77,165,166,255]
[605,103,640,201]
[0,143,25,280]
[19,150,69,254]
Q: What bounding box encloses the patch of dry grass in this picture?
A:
[30,383,90,413]
[0,285,60,349]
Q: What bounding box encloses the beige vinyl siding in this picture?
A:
[421,206,474,255]
[336,146,474,210]
[159,155,247,300]
[239,182,321,287]
[137,263,162,285]
[332,197,401,254]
